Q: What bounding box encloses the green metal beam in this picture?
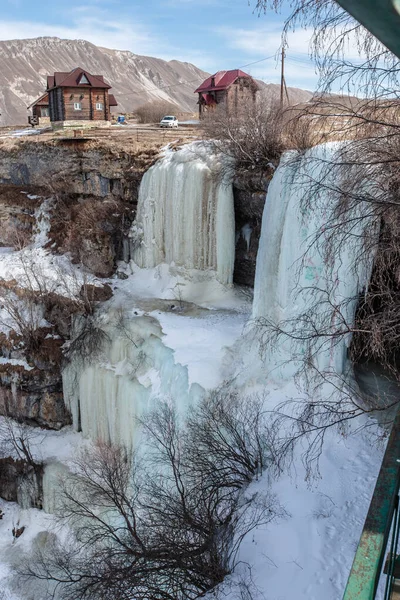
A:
[335,0,400,60]
[333,2,400,596]
[343,410,400,599]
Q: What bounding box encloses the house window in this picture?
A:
[79,74,90,84]
[41,107,49,117]
[96,102,104,110]
[74,102,82,111]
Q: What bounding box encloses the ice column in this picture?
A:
[131,143,235,285]
[253,143,374,378]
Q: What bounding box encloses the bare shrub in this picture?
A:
[0,252,105,363]
[0,416,44,508]
[135,100,181,124]
[0,417,42,467]
[184,390,276,485]
[202,99,286,179]
[63,317,109,364]
[2,226,32,251]
[20,396,283,600]
[283,108,328,151]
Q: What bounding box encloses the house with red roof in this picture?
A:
[27,92,50,126]
[45,67,118,127]
[194,69,259,118]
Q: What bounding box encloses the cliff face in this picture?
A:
[233,174,270,287]
[0,37,209,125]
[0,140,156,275]
[0,140,154,430]
[0,141,140,198]
[0,138,269,436]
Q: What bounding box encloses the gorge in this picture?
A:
[0,136,384,600]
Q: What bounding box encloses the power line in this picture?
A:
[116,53,278,98]
[286,56,315,65]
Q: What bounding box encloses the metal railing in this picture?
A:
[343,410,400,599]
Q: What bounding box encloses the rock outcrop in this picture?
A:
[233,173,271,287]
[0,140,156,275]
[0,457,43,508]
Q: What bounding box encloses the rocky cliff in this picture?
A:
[0,138,156,431]
[233,173,271,287]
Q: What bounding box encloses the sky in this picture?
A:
[1,0,320,91]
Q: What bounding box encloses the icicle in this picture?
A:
[253,143,375,378]
[62,314,204,450]
[130,143,235,285]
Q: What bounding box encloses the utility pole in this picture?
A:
[280,47,285,108]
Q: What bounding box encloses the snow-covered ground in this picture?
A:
[0,128,47,138]
[227,381,384,600]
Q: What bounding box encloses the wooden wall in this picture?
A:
[62,87,110,121]
[33,106,49,118]
[49,88,64,122]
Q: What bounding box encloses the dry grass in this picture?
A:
[0,124,202,156]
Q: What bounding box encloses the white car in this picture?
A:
[160,115,179,128]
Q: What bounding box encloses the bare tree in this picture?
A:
[135,100,181,124]
[202,99,286,179]
[19,395,283,600]
[254,0,399,99]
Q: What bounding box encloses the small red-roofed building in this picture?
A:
[27,92,50,126]
[194,69,259,118]
[45,67,118,128]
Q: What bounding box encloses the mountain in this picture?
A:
[260,82,313,105]
[0,37,209,125]
[0,37,314,126]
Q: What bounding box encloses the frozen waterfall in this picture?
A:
[253,143,375,379]
[130,143,235,285]
[62,313,204,450]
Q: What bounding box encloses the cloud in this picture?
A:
[214,23,313,57]
[211,24,317,87]
[0,4,218,72]
[0,11,153,55]
[212,21,371,90]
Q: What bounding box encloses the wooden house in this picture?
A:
[194,69,259,118]
[27,93,50,126]
[46,67,118,127]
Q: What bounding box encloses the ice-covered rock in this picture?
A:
[62,313,204,450]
